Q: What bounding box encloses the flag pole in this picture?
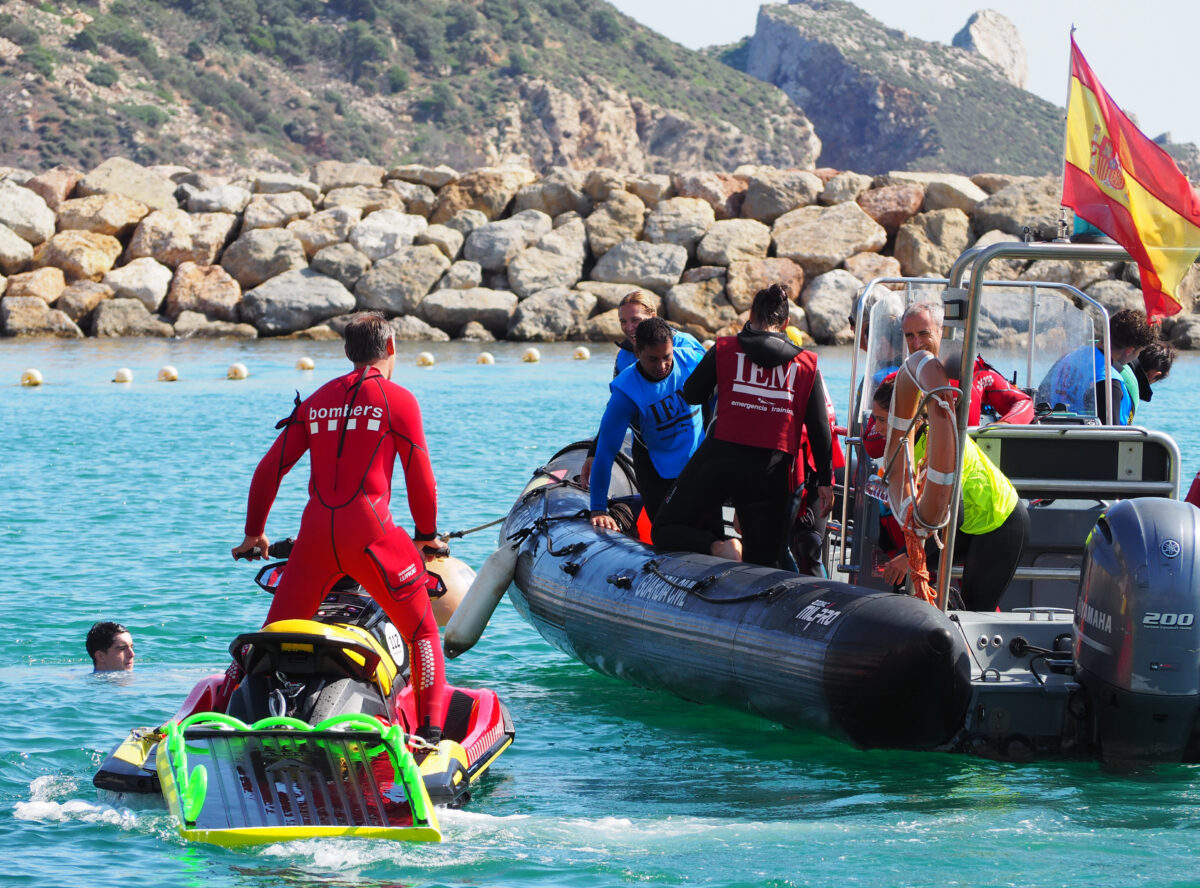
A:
[1058,26,1076,240]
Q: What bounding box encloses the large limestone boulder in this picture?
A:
[591,240,688,295]
[92,297,174,337]
[726,258,806,313]
[643,197,715,257]
[321,186,405,214]
[354,244,452,315]
[801,269,862,343]
[973,176,1063,240]
[385,179,437,217]
[103,257,173,312]
[514,169,593,218]
[843,252,902,285]
[456,320,495,341]
[820,171,872,205]
[253,173,321,201]
[507,287,598,341]
[0,295,83,337]
[348,210,429,262]
[972,229,1026,280]
[741,168,822,223]
[430,167,536,223]
[439,260,482,290]
[773,202,887,275]
[126,208,234,268]
[464,210,553,271]
[312,160,385,192]
[664,277,738,333]
[77,157,177,210]
[971,173,1036,195]
[894,208,974,277]
[165,262,242,322]
[5,267,66,302]
[585,190,645,257]
[220,229,308,290]
[1019,257,1111,291]
[579,306,624,342]
[672,171,746,220]
[35,230,123,281]
[1085,278,1145,315]
[443,209,488,237]
[387,163,459,189]
[0,223,33,274]
[626,173,673,208]
[576,280,656,313]
[24,165,83,212]
[390,314,451,341]
[696,219,771,266]
[55,280,112,327]
[507,218,587,298]
[418,287,518,337]
[242,191,315,233]
[287,206,363,259]
[241,269,357,335]
[311,243,372,290]
[887,171,989,214]
[173,310,258,339]
[856,183,925,235]
[0,180,55,244]
[415,224,464,261]
[187,184,252,214]
[57,193,149,237]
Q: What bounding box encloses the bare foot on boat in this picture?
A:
[711,538,743,561]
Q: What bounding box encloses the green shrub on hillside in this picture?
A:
[86,62,120,86]
[22,45,56,79]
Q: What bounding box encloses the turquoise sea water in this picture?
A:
[3,338,1200,888]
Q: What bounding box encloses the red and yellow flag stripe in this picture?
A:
[1063,36,1200,319]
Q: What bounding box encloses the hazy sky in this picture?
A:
[606,0,1200,149]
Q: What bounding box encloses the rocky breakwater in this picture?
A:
[2,157,1198,348]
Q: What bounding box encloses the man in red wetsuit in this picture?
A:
[231,313,448,743]
[863,300,1033,459]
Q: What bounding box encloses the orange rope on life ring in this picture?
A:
[882,349,960,606]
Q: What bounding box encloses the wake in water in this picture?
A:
[14,774,166,830]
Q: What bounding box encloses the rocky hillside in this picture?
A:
[0,0,818,175]
[729,0,1064,176]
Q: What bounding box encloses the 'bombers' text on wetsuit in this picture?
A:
[244,366,446,735]
[652,325,832,567]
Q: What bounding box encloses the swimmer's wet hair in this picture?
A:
[344,313,393,364]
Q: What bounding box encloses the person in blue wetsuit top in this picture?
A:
[1036,308,1156,424]
[581,289,704,489]
[589,316,706,531]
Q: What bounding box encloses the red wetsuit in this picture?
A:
[244,365,445,734]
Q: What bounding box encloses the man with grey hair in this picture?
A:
[232,312,449,744]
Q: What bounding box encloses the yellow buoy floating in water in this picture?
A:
[296,356,315,371]
[227,362,249,380]
[416,351,435,367]
[476,352,495,365]
[21,368,43,387]
[521,347,540,363]
[112,367,133,383]
[572,346,590,361]
[158,365,179,382]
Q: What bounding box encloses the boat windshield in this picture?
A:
[850,277,1111,431]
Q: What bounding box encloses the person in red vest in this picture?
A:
[231,313,448,744]
[651,284,833,568]
[863,300,1033,459]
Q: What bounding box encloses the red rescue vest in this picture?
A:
[714,336,818,455]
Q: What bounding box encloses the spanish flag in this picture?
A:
[1063,35,1200,319]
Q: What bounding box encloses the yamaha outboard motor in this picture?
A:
[1075,498,1200,763]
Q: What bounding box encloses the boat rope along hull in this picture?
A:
[503,443,973,750]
